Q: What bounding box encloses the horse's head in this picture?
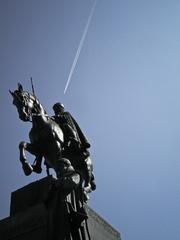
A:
[9,83,41,122]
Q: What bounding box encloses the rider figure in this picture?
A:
[52,102,91,151]
[52,102,96,193]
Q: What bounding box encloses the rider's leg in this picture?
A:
[63,124,80,149]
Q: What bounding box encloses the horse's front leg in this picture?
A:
[19,141,43,175]
[19,141,33,176]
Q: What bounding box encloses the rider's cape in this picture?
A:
[52,111,90,149]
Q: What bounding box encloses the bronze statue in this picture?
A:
[9,83,95,197]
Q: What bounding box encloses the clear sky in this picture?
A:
[1,1,180,240]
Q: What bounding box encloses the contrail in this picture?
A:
[64,0,98,94]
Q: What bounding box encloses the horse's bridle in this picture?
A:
[24,93,48,119]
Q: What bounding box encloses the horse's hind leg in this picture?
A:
[19,141,33,176]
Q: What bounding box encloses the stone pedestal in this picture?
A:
[0,176,121,240]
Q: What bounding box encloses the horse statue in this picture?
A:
[9,83,95,195]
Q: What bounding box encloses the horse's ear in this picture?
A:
[18,83,23,92]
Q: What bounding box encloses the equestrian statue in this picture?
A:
[9,83,96,197]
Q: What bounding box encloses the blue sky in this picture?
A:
[1,1,180,240]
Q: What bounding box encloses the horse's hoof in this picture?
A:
[22,162,33,176]
[32,164,42,174]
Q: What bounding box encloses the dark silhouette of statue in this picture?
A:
[9,83,96,239]
[9,83,95,197]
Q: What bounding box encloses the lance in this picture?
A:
[30,77,36,97]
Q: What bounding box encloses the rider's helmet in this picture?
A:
[53,102,64,115]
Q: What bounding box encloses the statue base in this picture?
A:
[0,176,121,240]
